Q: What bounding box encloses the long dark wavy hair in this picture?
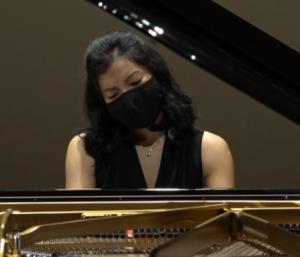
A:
[81,31,196,164]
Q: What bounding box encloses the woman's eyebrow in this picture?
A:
[125,70,141,83]
[103,70,142,93]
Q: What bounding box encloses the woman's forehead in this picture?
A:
[98,57,148,88]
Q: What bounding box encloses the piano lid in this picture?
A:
[86,0,300,124]
[2,189,300,201]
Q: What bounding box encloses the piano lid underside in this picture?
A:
[86,0,300,124]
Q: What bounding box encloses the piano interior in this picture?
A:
[1,190,300,257]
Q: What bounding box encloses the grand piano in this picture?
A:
[1,1,300,256]
[1,189,300,256]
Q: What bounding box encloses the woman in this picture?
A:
[65,31,234,189]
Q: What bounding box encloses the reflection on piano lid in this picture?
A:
[1,189,300,256]
[2,189,300,201]
[86,0,300,124]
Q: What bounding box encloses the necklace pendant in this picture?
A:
[145,149,152,157]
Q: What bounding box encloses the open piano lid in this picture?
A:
[86,0,300,124]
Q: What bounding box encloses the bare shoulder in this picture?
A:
[67,133,87,151]
[65,133,96,189]
[202,131,230,156]
[66,133,95,167]
[201,131,235,188]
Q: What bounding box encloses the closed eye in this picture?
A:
[131,80,141,86]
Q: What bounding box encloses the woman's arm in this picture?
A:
[202,131,235,189]
[65,134,96,189]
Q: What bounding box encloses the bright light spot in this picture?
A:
[112,9,118,14]
[148,29,157,37]
[130,12,138,19]
[98,2,103,7]
[154,26,164,35]
[135,22,143,29]
[142,19,150,26]
[190,55,197,60]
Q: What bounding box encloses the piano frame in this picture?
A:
[1,189,300,257]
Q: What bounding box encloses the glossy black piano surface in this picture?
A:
[86,0,300,124]
[1,189,300,201]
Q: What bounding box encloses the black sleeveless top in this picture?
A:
[95,128,204,189]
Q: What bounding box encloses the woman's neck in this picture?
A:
[131,111,166,146]
[132,128,165,146]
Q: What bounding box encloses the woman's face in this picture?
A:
[98,57,152,104]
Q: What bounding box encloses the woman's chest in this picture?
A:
[135,142,165,188]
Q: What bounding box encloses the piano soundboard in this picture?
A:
[1,189,300,257]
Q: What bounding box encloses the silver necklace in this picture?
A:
[136,135,165,157]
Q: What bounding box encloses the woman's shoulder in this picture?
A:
[67,133,86,148]
[201,130,234,187]
[202,131,229,150]
[65,133,96,189]
[66,133,93,161]
[191,128,230,157]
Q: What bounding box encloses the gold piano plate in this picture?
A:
[1,192,300,257]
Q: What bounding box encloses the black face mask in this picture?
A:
[106,78,163,128]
